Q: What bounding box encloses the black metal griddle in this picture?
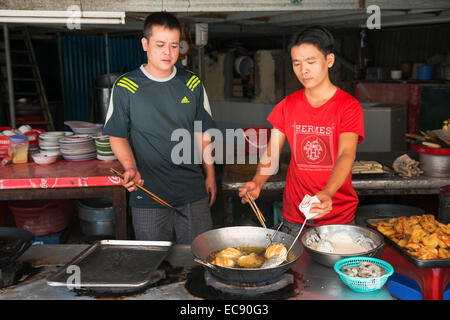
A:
[46,240,174,294]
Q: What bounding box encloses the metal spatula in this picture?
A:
[261,218,308,269]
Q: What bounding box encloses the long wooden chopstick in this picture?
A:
[110,168,175,209]
[245,193,273,244]
[248,199,265,227]
[246,193,266,222]
[245,192,266,227]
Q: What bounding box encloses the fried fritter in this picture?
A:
[212,256,236,268]
[216,247,243,259]
[373,215,450,260]
[237,253,265,268]
[264,243,287,260]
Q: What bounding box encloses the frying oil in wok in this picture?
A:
[208,246,265,260]
[208,246,290,269]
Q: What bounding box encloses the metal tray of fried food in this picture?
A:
[46,240,173,289]
[366,218,450,268]
[351,161,395,179]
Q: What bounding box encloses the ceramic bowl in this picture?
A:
[390,70,402,80]
[32,152,58,165]
[97,154,117,161]
[93,134,110,143]
[2,130,17,136]
[18,125,32,134]
[39,150,61,157]
[39,131,67,142]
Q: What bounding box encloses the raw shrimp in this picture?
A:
[341,261,386,278]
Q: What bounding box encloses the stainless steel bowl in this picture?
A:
[301,224,384,268]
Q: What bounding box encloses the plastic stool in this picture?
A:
[444,283,450,300]
[387,273,423,300]
[381,245,450,300]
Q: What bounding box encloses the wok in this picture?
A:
[0,227,34,268]
[191,226,302,283]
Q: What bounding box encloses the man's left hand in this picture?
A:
[205,175,216,207]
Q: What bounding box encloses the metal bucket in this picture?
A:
[76,198,115,237]
[418,153,450,178]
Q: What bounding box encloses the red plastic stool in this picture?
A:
[381,245,450,300]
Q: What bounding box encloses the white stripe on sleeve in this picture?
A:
[202,85,213,119]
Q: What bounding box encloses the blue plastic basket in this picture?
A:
[334,257,394,293]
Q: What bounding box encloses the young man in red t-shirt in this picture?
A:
[239,26,364,234]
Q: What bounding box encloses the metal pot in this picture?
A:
[411,144,450,178]
[94,72,122,124]
[95,72,122,88]
[76,199,115,237]
[191,226,302,283]
[418,153,450,178]
[301,224,384,268]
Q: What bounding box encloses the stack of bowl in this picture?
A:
[39,131,74,156]
[58,135,97,161]
[93,135,116,161]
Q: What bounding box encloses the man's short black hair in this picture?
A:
[289,26,335,57]
[143,12,181,39]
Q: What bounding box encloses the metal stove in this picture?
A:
[0,245,395,300]
[0,261,43,289]
[184,266,299,300]
[204,271,294,297]
[0,261,22,288]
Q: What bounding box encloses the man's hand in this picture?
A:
[205,175,216,207]
[109,137,143,192]
[238,181,262,204]
[122,168,144,192]
[309,190,333,219]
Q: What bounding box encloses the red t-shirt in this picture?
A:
[267,88,364,226]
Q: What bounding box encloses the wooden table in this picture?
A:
[0,159,127,239]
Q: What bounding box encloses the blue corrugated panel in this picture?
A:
[61,35,145,121]
[109,37,145,74]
